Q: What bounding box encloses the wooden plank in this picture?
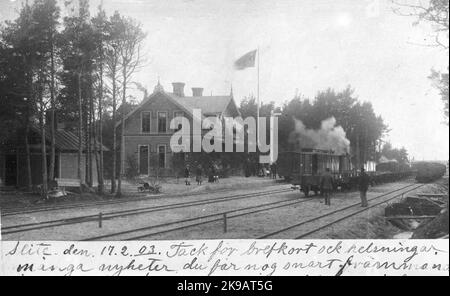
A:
[421,197,445,208]
[386,215,437,220]
[417,194,446,197]
[55,178,81,187]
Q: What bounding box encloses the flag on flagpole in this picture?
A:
[234,49,257,70]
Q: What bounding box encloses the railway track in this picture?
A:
[83,193,317,241]
[82,182,419,241]
[1,187,293,236]
[1,184,278,217]
[258,183,425,239]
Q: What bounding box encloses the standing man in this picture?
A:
[184,164,191,186]
[196,164,203,185]
[320,168,334,206]
[359,167,370,207]
[270,163,277,179]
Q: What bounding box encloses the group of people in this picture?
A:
[184,164,201,186]
[320,168,370,207]
[257,163,278,179]
[184,164,219,186]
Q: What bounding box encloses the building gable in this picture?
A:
[222,97,241,118]
[123,91,191,135]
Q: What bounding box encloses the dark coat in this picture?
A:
[320,172,334,190]
[184,168,190,178]
[196,167,203,176]
[359,172,370,191]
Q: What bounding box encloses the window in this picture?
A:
[158,112,167,133]
[158,145,166,169]
[141,112,151,133]
[139,145,149,175]
[174,111,184,131]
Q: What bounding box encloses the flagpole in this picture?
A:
[257,46,260,151]
[257,47,260,119]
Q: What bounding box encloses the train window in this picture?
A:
[302,154,306,174]
[304,154,312,174]
[332,156,339,173]
[312,154,318,175]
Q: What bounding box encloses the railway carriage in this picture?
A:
[373,161,415,183]
[278,149,354,196]
[413,161,446,183]
[278,147,423,197]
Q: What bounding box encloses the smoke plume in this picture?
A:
[289,117,350,154]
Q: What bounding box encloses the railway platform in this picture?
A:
[0,176,280,213]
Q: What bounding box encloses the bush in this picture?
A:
[125,155,139,179]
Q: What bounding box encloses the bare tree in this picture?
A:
[92,7,107,195]
[392,0,449,49]
[116,16,146,198]
[104,12,123,194]
[47,1,60,182]
[430,69,449,123]
[392,0,449,123]
[37,73,48,198]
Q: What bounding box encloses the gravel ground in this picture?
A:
[309,178,449,239]
[1,184,288,227]
[144,181,416,240]
[0,176,278,210]
[1,178,424,240]
[1,184,293,240]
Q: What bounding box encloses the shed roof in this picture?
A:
[31,124,109,152]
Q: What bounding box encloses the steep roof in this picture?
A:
[31,124,109,152]
[119,88,240,127]
[167,93,233,116]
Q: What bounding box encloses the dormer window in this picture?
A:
[141,111,151,133]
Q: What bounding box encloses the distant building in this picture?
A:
[119,81,241,176]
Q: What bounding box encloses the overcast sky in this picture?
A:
[1,0,448,161]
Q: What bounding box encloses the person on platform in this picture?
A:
[196,164,203,185]
[184,165,191,186]
[270,163,277,179]
[359,167,370,207]
[320,168,334,206]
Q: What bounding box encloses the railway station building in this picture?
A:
[118,81,241,177]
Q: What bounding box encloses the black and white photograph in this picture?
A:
[0,0,448,277]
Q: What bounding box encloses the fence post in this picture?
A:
[223,213,227,233]
[99,212,103,228]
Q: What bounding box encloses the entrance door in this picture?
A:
[5,155,17,186]
[158,145,166,169]
[139,145,149,175]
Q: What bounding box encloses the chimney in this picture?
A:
[172,82,185,97]
[192,87,204,97]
